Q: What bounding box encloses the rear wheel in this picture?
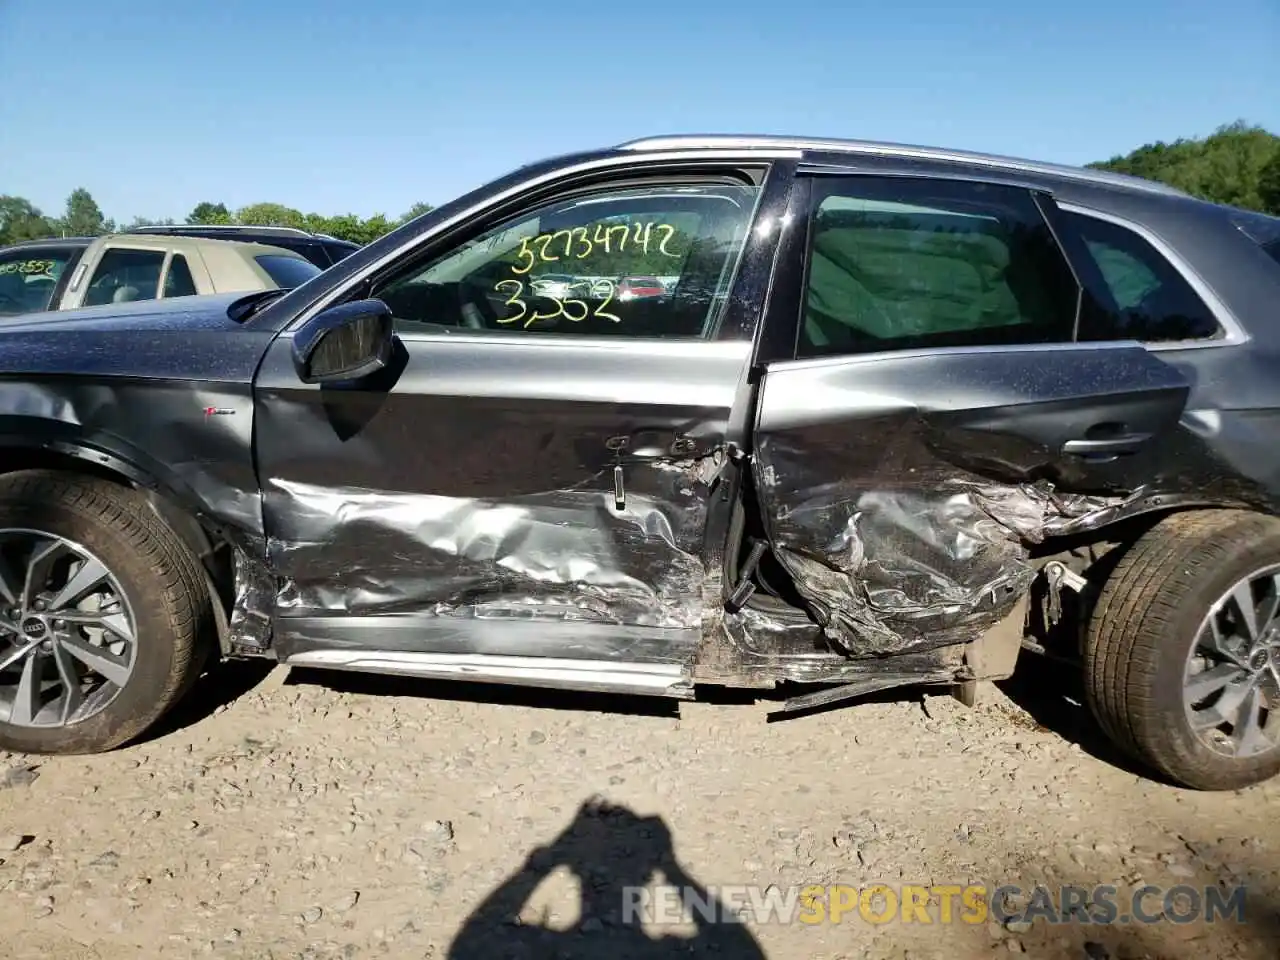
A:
[0,471,212,754]
[1084,509,1280,790]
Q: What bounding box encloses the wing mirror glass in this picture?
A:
[292,299,395,384]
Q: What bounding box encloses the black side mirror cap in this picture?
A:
[292,299,395,384]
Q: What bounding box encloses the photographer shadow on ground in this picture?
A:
[448,797,765,959]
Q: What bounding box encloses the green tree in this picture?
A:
[309,213,360,242]
[124,216,176,229]
[0,195,55,244]
[399,202,434,224]
[1258,152,1280,215]
[187,201,231,225]
[235,202,306,229]
[310,212,395,244]
[1090,121,1280,213]
[354,213,393,245]
[62,187,108,236]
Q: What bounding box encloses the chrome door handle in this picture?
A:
[1062,433,1153,457]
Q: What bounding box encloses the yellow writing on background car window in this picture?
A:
[0,259,56,277]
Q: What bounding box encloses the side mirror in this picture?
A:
[292,299,395,384]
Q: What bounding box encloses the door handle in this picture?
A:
[1062,432,1153,457]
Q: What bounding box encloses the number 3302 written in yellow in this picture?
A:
[494,278,621,328]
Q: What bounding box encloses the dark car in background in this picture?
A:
[127,225,359,268]
[1,135,1280,794]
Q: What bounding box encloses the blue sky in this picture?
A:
[3,0,1277,223]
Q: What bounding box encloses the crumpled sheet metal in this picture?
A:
[228,543,275,649]
[264,460,712,628]
[763,473,1137,658]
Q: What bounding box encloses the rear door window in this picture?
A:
[162,253,198,298]
[1062,211,1222,342]
[83,248,166,306]
[255,254,322,289]
[799,177,1077,357]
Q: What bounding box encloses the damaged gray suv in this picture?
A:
[2,135,1280,791]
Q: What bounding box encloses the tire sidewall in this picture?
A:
[0,488,186,754]
[1140,524,1280,790]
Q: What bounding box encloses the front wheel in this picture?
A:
[0,471,212,754]
[1084,509,1280,790]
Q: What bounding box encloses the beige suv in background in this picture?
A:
[0,233,321,315]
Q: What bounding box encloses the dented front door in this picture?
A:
[254,336,750,661]
[252,172,776,663]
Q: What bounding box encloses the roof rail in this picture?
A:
[129,224,321,239]
[616,134,1189,198]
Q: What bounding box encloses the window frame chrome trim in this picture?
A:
[619,135,1189,198]
[1055,201,1249,349]
[765,337,1152,373]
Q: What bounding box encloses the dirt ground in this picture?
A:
[0,656,1277,960]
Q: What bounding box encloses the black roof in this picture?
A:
[1,237,94,252]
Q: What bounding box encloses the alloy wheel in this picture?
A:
[1183,563,1280,758]
[0,529,137,727]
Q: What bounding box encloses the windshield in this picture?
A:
[255,254,322,289]
[0,248,79,315]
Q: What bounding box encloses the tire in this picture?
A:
[0,470,213,754]
[1084,508,1280,790]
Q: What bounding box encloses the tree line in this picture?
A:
[1089,121,1280,214]
[3,121,1278,249]
[0,193,433,247]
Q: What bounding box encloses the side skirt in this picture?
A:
[283,650,695,699]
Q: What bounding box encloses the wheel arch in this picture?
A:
[0,439,239,655]
[1027,497,1278,658]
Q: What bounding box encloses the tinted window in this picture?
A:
[799,178,1077,357]
[0,247,79,315]
[375,182,761,339]
[163,253,198,298]
[255,254,322,289]
[323,242,358,264]
[1065,211,1221,342]
[84,248,165,306]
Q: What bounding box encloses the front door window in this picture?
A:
[375,182,762,340]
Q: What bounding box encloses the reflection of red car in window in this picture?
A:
[616,276,667,301]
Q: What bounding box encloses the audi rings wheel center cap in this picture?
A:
[20,617,47,639]
[1251,649,1271,671]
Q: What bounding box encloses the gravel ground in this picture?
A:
[0,656,1277,960]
